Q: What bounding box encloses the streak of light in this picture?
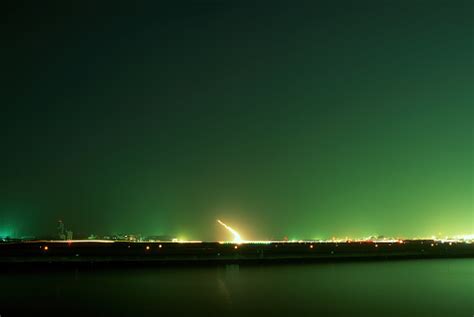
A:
[217,220,243,243]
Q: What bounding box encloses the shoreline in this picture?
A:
[1,240,473,267]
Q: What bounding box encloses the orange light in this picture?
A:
[234,245,238,249]
[310,245,314,249]
[44,246,49,251]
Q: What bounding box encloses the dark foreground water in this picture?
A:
[0,259,472,317]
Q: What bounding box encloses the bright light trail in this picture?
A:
[217,219,243,243]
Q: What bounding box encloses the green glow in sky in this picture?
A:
[1,1,473,240]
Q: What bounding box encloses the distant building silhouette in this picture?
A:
[57,220,73,240]
[57,220,65,240]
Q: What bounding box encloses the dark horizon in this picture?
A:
[1,1,473,241]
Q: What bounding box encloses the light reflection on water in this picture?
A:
[0,259,472,316]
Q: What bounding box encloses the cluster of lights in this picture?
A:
[8,220,473,246]
[27,237,474,246]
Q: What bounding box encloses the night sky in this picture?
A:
[1,1,473,240]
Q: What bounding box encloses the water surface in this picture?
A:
[1,259,472,316]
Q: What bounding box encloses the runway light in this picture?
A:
[310,245,314,249]
[234,245,238,249]
[44,246,49,251]
[146,246,150,250]
[158,244,162,248]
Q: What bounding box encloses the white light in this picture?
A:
[217,219,243,243]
